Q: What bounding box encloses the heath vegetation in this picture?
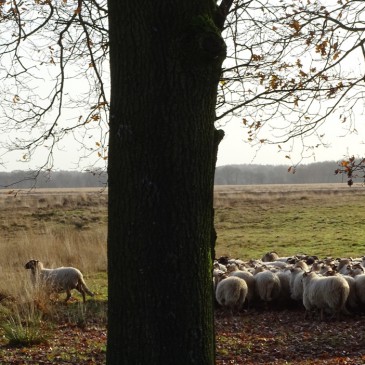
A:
[0,184,364,364]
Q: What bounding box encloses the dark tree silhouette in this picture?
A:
[106,2,233,363]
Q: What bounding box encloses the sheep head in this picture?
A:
[25,259,40,271]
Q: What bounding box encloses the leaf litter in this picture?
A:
[2,307,365,364]
[215,307,365,365]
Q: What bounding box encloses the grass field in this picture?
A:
[214,183,365,260]
[0,183,364,363]
[1,183,364,298]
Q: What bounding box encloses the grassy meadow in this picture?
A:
[0,188,108,361]
[1,183,364,300]
[0,188,108,298]
[214,183,365,260]
[0,183,364,361]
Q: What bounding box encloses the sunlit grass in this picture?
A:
[0,300,50,347]
[214,184,365,260]
[0,184,364,338]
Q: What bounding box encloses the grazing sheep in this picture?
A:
[302,271,350,320]
[341,274,359,312]
[215,275,248,313]
[217,256,229,266]
[213,261,227,273]
[264,261,288,270]
[262,251,279,262]
[213,268,226,292]
[226,263,239,272]
[229,270,256,306]
[338,264,352,276]
[304,255,319,265]
[349,263,364,277]
[337,258,352,272]
[289,267,305,302]
[275,269,296,307]
[25,259,94,303]
[254,270,281,303]
[293,260,309,271]
[354,274,365,310]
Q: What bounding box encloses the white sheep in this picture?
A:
[215,275,248,313]
[213,260,227,273]
[289,267,305,302]
[25,259,94,303]
[276,269,294,307]
[263,261,288,270]
[349,263,364,277]
[229,270,256,306]
[261,251,279,262]
[341,274,359,312]
[254,270,281,303]
[302,271,350,320]
[293,260,309,271]
[354,274,365,309]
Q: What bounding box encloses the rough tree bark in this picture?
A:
[107,1,230,364]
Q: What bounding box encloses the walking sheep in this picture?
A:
[25,259,94,303]
[302,271,350,320]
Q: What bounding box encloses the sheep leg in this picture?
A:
[76,283,86,303]
[81,291,86,303]
[65,290,72,303]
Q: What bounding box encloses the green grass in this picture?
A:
[0,304,49,347]
[214,186,365,260]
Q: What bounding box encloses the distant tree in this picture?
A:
[214,161,342,185]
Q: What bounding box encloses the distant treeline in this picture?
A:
[0,161,348,188]
[0,170,107,189]
[214,161,347,185]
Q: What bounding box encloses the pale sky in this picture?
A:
[1,1,364,172]
[1,114,364,172]
[216,117,365,167]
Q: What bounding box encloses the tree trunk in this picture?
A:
[107,2,226,364]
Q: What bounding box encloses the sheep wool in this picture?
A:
[254,270,281,302]
[229,270,256,305]
[215,276,248,312]
[302,271,350,320]
[25,259,94,303]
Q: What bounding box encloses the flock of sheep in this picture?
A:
[24,251,365,321]
[213,251,365,320]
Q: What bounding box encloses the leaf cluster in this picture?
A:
[335,155,365,186]
[218,0,365,160]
